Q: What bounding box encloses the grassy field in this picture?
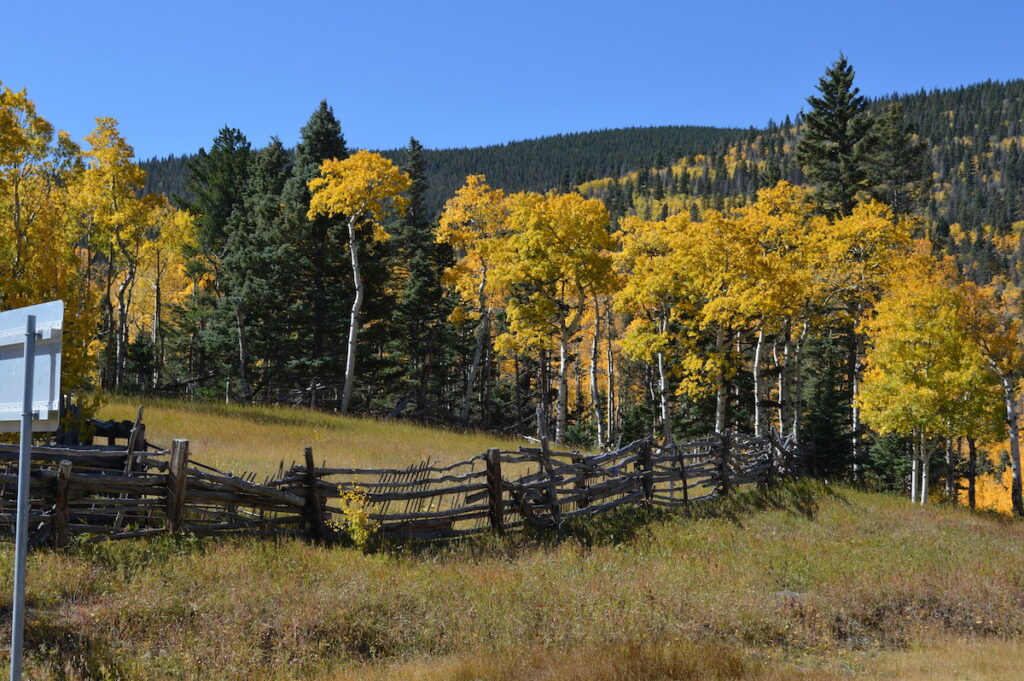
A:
[6,398,1023,680]
[97,396,529,477]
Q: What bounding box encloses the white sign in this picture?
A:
[0,301,63,432]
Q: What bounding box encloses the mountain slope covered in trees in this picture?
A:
[143,78,1024,238]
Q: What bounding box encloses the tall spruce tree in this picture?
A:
[281,101,350,407]
[385,137,454,417]
[797,54,873,217]
[220,138,294,402]
[172,127,252,397]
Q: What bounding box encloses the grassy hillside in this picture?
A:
[6,399,1024,680]
[97,396,529,477]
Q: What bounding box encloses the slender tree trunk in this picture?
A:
[460,273,490,425]
[850,322,863,482]
[589,299,603,449]
[539,349,550,447]
[341,216,363,413]
[114,267,135,391]
[967,436,977,510]
[910,432,919,503]
[606,307,616,444]
[715,326,728,433]
[151,276,162,389]
[920,431,930,504]
[753,327,764,439]
[944,437,956,503]
[657,350,672,443]
[1001,375,1024,516]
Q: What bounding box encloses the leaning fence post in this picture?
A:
[675,443,689,506]
[717,430,732,495]
[53,460,72,549]
[485,448,505,534]
[166,439,189,534]
[302,446,326,543]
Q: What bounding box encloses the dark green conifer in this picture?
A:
[796,54,873,216]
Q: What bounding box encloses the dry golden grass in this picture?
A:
[6,478,1024,681]
[97,396,529,477]
[324,637,1024,681]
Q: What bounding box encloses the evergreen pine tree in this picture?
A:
[796,54,873,216]
[220,138,294,402]
[385,137,454,417]
[281,101,350,408]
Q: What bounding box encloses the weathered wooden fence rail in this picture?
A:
[0,429,793,547]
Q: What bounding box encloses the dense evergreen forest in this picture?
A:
[5,61,1024,512]
[143,79,1024,241]
[142,125,749,217]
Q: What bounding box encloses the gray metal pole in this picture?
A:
[10,314,36,681]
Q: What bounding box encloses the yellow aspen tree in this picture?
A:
[958,279,1024,516]
[728,182,823,442]
[0,83,98,393]
[137,200,195,387]
[73,117,152,390]
[494,191,617,444]
[615,212,691,443]
[307,150,410,413]
[436,174,509,424]
[860,249,999,504]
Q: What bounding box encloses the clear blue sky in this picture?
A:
[6,0,1023,160]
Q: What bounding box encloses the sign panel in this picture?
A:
[0,301,64,432]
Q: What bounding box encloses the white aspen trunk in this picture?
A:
[341,215,362,413]
[715,326,728,433]
[151,275,162,389]
[850,324,863,481]
[589,299,603,449]
[919,430,929,504]
[657,352,672,443]
[911,450,919,503]
[605,307,616,444]
[1001,375,1023,516]
[114,267,135,390]
[753,328,764,439]
[459,271,490,425]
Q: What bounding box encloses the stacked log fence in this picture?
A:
[0,429,791,547]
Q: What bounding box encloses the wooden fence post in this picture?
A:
[717,430,732,495]
[637,441,654,504]
[166,439,189,533]
[485,448,504,534]
[302,446,327,543]
[571,454,590,509]
[675,443,690,505]
[53,460,72,549]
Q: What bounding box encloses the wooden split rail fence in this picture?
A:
[0,430,792,547]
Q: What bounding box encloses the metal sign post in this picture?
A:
[0,301,63,681]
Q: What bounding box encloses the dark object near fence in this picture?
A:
[0,428,794,547]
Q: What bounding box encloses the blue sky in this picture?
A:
[6,0,1023,159]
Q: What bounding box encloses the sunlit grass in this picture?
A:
[6,480,1024,680]
[97,395,530,477]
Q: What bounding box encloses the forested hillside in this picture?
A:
[143,79,1024,241]
[579,79,1024,284]
[142,125,748,215]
